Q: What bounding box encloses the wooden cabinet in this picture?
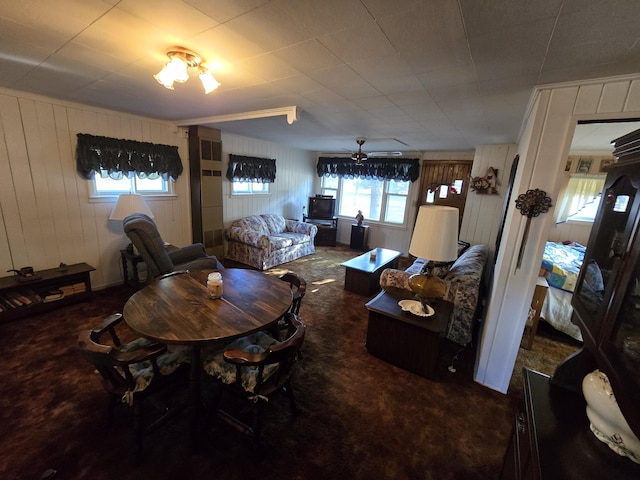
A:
[188,126,224,260]
[365,288,452,379]
[349,224,369,251]
[501,369,640,479]
[303,215,337,247]
[0,263,95,322]
[554,129,640,440]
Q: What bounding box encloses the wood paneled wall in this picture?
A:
[0,88,191,289]
[220,133,316,228]
[0,89,317,290]
[460,144,518,264]
[477,74,640,394]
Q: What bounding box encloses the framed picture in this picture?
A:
[600,159,614,172]
[565,159,572,172]
[577,158,592,173]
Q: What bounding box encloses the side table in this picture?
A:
[120,249,146,289]
[350,224,369,250]
[365,287,453,379]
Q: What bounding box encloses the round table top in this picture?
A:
[123,268,292,346]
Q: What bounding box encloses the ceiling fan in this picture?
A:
[351,138,368,165]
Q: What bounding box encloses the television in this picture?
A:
[308,195,335,219]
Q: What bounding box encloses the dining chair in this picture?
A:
[202,313,306,458]
[77,313,189,461]
[271,272,306,341]
[279,272,306,315]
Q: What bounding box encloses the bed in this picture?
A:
[538,241,584,341]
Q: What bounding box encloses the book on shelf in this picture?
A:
[38,288,65,303]
[59,282,86,296]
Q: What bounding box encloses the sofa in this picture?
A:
[225,214,318,270]
[379,244,489,346]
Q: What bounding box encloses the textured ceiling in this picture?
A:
[1,0,639,153]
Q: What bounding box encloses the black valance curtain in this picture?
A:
[317,157,420,182]
[226,154,276,183]
[76,134,183,181]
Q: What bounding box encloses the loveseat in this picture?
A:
[379,244,488,346]
[225,214,318,270]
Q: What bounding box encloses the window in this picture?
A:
[566,194,601,222]
[321,176,410,224]
[91,170,171,197]
[425,179,463,203]
[231,181,270,195]
[556,174,606,224]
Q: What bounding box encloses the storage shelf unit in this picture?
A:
[303,215,337,247]
[0,263,95,322]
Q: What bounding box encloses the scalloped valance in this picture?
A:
[226,154,276,183]
[76,134,183,181]
[317,157,420,182]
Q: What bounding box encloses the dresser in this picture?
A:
[501,368,640,479]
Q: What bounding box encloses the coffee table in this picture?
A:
[365,287,453,379]
[341,247,401,296]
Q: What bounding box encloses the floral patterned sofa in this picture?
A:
[379,244,488,346]
[225,214,318,270]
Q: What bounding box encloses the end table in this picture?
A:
[120,249,146,289]
[365,287,453,379]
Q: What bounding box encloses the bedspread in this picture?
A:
[540,241,586,293]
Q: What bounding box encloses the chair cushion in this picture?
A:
[202,331,279,393]
[124,345,190,394]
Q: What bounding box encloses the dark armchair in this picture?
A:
[123,213,223,280]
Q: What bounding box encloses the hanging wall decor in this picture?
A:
[515,189,552,268]
[470,167,500,194]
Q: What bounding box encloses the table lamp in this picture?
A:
[408,205,459,313]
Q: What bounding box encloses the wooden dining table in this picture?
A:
[123,268,292,444]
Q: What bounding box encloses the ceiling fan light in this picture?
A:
[352,138,368,164]
[199,69,220,94]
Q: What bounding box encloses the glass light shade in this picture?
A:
[166,57,189,83]
[154,65,175,89]
[199,69,220,94]
[109,194,154,220]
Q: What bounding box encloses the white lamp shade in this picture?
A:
[409,205,459,262]
[109,194,154,220]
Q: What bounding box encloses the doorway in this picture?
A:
[417,160,473,228]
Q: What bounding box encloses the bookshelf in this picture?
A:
[0,263,95,322]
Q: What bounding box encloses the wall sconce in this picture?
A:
[154,47,220,94]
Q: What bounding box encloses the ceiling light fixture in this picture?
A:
[352,138,368,165]
[154,47,220,94]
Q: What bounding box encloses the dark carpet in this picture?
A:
[0,245,579,479]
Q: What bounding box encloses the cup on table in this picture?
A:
[207,272,223,299]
